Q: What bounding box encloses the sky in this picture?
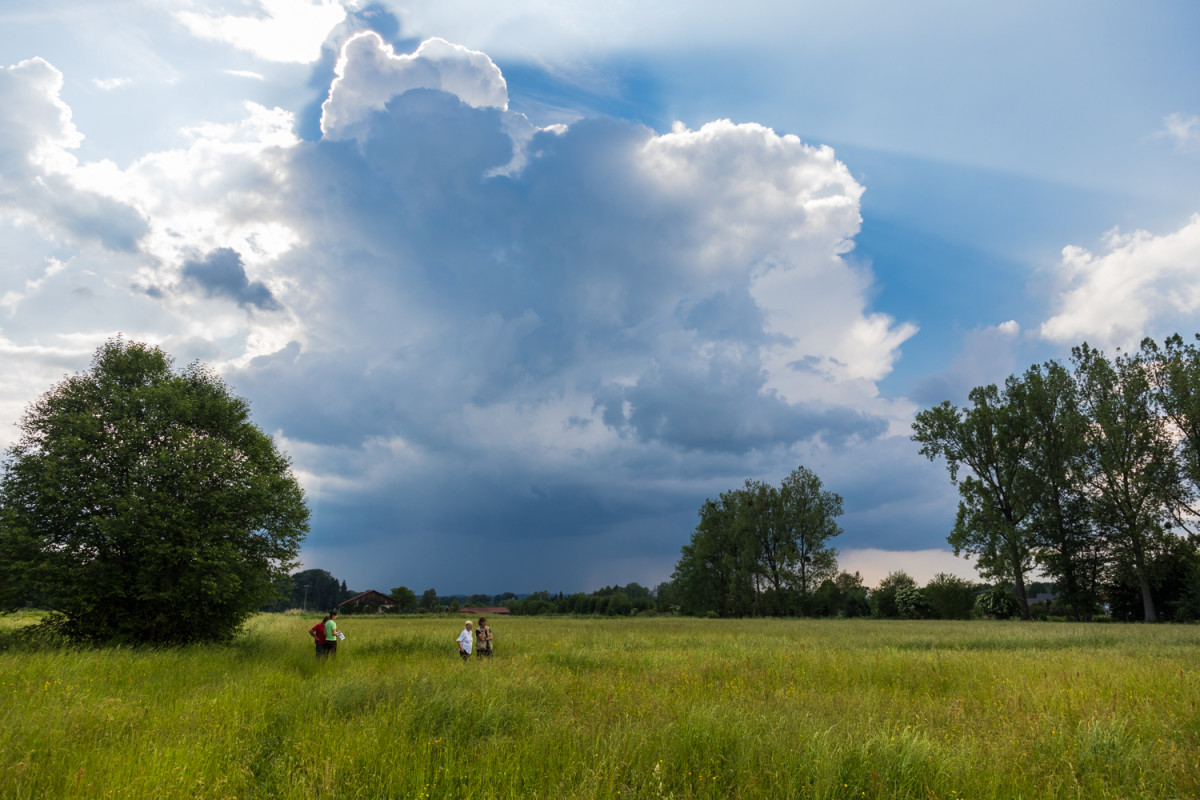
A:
[1,1,1199,595]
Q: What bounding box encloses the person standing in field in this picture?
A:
[475,616,493,658]
[324,610,341,657]
[456,620,473,661]
[309,613,330,659]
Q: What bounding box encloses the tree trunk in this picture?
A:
[1131,537,1158,622]
[1008,536,1032,620]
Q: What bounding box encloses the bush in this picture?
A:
[975,586,1024,620]
[896,587,934,620]
[923,573,978,620]
[870,571,917,618]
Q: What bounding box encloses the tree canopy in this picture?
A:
[671,466,843,617]
[914,334,1200,622]
[0,338,309,643]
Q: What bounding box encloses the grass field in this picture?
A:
[1,613,1197,799]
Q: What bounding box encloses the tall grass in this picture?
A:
[1,614,1197,799]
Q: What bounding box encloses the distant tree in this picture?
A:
[870,571,917,618]
[466,593,491,606]
[0,338,308,644]
[390,586,417,613]
[653,580,678,612]
[778,467,843,602]
[671,466,842,617]
[420,588,439,611]
[293,569,345,612]
[606,592,633,616]
[448,598,460,613]
[673,491,755,616]
[922,573,978,620]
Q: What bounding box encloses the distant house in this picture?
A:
[1027,592,1057,606]
[459,607,510,616]
[339,590,395,613]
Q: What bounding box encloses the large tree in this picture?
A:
[1073,344,1179,623]
[777,465,842,600]
[0,338,309,643]
[1144,334,1200,518]
[671,466,842,617]
[912,383,1036,616]
[1013,362,1105,619]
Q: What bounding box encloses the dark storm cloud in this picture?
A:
[181,247,281,311]
[220,37,918,590]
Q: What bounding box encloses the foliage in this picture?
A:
[895,586,934,620]
[671,466,842,617]
[912,383,1036,616]
[0,338,308,644]
[390,586,418,613]
[419,588,440,611]
[975,586,1024,619]
[922,572,979,620]
[283,568,351,613]
[914,333,1200,623]
[1104,534,1200,623]
[869,571,917,618]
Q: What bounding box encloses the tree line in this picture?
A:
[912,334,1200,622]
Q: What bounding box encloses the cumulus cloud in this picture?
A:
[1040,217,1200,348]
[0,35,924,591]
[321,32,509,140]
[176,0,348,64]
[0,57,147,250]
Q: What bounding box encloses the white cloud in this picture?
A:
[223,69,265,81]
[1040,216,1200,349]
[176,0,348,64]
[91,77,130,91]
[1160,112,1200,152]
[321,32,509,140]
[0,57,82,174]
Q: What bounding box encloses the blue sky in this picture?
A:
[2,1,1199,594]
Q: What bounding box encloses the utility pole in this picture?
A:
[302,585,310,612]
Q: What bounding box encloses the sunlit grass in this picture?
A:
[2,614,1197,798]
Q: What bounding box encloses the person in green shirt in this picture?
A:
[324,610,340,657]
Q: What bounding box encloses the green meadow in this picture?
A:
[2,614,1197,800]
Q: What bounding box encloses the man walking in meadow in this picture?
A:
[457,620,473,661]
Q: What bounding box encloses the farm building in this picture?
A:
[339,590,395,613]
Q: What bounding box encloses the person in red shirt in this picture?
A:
[309,613,330,659]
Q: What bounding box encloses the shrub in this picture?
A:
[896,587,934,620]
[923,573,978,620]
[870,571,917,618]
[975,586,1024,620]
